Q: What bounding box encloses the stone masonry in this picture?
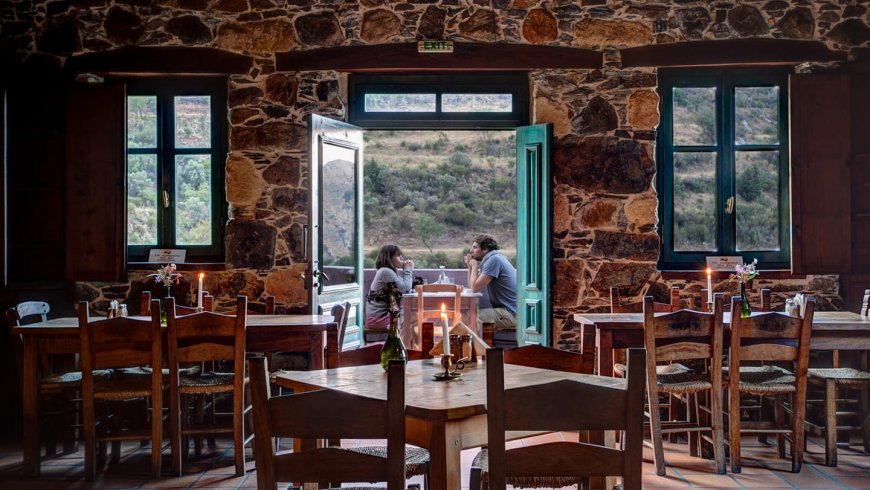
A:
[1,1,865,354]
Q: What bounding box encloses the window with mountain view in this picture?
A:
[125,78,226,262]
[658,69,790,270]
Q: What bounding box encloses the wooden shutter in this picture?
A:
[790,73,851,274]
[65,83,126,281]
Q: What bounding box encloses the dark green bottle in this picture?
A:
[380,311,407,371]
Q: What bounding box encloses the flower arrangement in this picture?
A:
[149,263,183,288]
[367,281,404,314]
[730,258,759,284]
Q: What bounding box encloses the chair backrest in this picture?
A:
[166,296,247,374]
[611,287,680,313]
[728,296,814,375]
[485,348,645,489]
[15,301,50,323]
[249,356,406,489]
[78,299,163,394]
[503,344,584,373]
[142,290,214,315]
[326,322,433,369]
[330,302,351,351]
[416,284,463,329]
[700,288,770,312]
[861,289,869,318]
[644,294,724,383]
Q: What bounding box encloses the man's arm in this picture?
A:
[468,261,493,292]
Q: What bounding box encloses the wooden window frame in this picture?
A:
[657,68,791,271]
[123,77,227,263]
[348,72,529,129]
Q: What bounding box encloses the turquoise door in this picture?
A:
[515,124,553,346]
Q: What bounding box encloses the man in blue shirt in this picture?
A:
[464,234,517,334]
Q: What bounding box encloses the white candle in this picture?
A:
[198,273,204,309]
[441,313,450,356]
[706,268,713,305]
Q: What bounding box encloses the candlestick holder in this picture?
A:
[433,354,465,381]
[195,306,204,313]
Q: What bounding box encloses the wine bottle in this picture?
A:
[379,310,407,371]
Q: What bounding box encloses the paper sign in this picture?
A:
[148,248,186,263]
[706,256,743,272]
[417,40,453,53]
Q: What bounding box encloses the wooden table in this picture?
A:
[14,313,335,476]
[272,358,625,490]
[573,311,870,377]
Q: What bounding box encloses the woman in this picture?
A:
[365,244,414,335]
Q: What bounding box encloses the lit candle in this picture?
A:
[198,273,205,309]
[706,268,713,305]
[441,303,450,356]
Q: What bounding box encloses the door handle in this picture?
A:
[725,196,735,215]
[163,190,170,209]
[302,225,308,261]
[313,269,330,284]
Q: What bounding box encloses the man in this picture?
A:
[464,234,517,334]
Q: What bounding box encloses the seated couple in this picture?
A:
[365,234,517,347]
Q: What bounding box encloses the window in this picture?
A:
[657,69,790,270]
[125,77,227,262]
[348,72,528,129]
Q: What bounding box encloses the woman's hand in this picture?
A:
[403,259,414,271]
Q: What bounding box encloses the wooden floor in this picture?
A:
[0,433,868,489]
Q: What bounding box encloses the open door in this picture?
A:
[307,114,364,349]
[515,123,553,346]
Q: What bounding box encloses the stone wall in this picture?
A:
[1,2,866,347]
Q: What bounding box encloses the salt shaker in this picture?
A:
[785,299,798,317]
[119,304,128,317]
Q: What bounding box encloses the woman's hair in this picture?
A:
[473,234,499,252]
[375,244,402,271]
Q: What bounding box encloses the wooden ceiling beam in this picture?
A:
[620,38,846,68]
[65,46,253,74]
[276,42,602,72]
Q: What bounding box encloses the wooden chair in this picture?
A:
[166,296,250,476]
[477,347,645,490]
[249,356,408,489]
[78,299,163,480]
[5,302,85,458]
[611,286,681,313]
[725,296,814,473]
[416,283,463,345]
[700,288,770,312]
[805,289,870,466]
[643,294,726,476]
[469,344,586,489]
[141,290,215,315]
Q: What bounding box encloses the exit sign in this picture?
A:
[418,41,453,53]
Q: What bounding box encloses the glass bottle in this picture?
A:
[379,310,407,371]
[161,285,171,323]
[438,265,446,284]
[739,282,752,318]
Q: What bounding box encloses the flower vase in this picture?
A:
[739,282,752,318]
[161,286,172,323]
[379,310,407,371]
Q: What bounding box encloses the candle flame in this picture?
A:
[199,272,205,279]
[705,268,712,275]
[441,303,446,313]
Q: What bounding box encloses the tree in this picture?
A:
[413,215,446,254]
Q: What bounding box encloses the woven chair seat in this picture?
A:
[725,365,796,395]
[614,362,692,378]
[347,445,430,477]
[656,364,711,394]
[179,371,243,394]
[41,369,112,391]
[94,370,158,400]
[471,448,582,488]
[117,365,201,377]
[808,367,870,386]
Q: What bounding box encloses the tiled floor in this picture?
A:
[0,434,868,489]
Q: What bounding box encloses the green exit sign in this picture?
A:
[418,41,454,53]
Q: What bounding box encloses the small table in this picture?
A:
[573,311,870,377]
[272,358,624,490]
[401,290,481,340]
[14,313,335,476]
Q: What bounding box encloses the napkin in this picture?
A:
[429,321,491,356]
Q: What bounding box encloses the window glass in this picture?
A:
[673,152,717,252]
[672,87,716,146]
[175,96,211,148]
[127,154,158,246]
[736,150,780,251]
[364,94,436,112]
[127,96,157,149]
[175,154,212,246]
[735,87,779,145]
[442,94,512,112]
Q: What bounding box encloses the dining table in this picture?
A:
[401,289,481,346]
[14,313,336,476]
[573,310,870,377]
[272,357,626,490]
